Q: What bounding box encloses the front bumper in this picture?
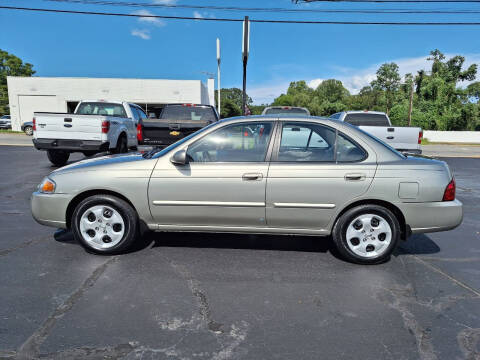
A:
[0,124,12,129]
[31,191,72,229]
[33,139,110,152]
[398,199,463,234]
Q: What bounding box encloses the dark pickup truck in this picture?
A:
[138,104,219,147]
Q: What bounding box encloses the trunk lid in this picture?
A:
[34,113,104,140]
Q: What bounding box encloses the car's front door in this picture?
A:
[266,121,377,231]
[148,121,275,228]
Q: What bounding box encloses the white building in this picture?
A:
[7,76,215,131]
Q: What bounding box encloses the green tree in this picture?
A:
[371,62,401,115]
[215,88,252,118]
[0,49,35,115]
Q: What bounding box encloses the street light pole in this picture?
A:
[217,38,221,117]
[242,16,249,116]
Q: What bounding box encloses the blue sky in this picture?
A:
[1,0,480,104]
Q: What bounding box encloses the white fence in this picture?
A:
[423,131,480,144]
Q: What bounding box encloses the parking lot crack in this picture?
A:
[374,284,438,360]
[0,235,50,257]
[15,256,118,360]
[457,328,480,360]
[162,256,224,334]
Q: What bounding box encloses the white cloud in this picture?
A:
[193,11,215,20]
[132,9,165,27]
[309,53,480,94]
[131,29,151,40]
[249,53,480,103]
[153,0,177,4]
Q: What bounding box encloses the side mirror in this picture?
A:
[170,150,188,165]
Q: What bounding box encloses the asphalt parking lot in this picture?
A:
[1,145,479,360]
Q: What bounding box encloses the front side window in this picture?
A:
[187,122,273,163]
[76,102,127,118]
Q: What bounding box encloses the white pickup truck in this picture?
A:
[329,111,422,154]
[33,101,145,166]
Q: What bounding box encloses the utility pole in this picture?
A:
[242,16,250,116]
[216,38,221,117]
[407,81,414,126]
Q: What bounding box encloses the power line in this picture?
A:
[2,5,480,24]
[38,0,480,14]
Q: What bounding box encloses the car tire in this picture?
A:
[113,135,128,154]
[82,151,97,157]
[71,195,139,254]
[332,204,400,265]
[47,150,70,167]
[24,126,33,136]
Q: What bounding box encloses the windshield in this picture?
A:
[265,107,309,116]
[144,121,219,159]
[160,105,217,121]
[344,113,390,127]
[76,102,127,117]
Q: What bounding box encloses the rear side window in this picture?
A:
[76,103,127,118]
[344,113,390,127]
[160,105,217,121]
[276,122,367,163]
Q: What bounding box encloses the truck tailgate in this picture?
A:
[141,119,210,146]
[360,125,421,151]
[34,113,104,141]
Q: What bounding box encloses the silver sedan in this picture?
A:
[31,116,463,264]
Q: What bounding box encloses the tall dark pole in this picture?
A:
[242,16,249,116]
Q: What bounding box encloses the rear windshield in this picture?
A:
[264,107,309,116]
[344,113,390,127]
[76,102,127,117]
[160,105,217,121]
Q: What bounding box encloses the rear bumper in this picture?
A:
[33,138,110,152]
[398,199,463,234]
[31,191,71,229]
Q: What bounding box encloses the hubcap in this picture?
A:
[346,213,392,258]
[79,205,125,250]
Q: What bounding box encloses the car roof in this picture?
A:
[343,110,387,115]
[80,100,125,105]
[264,106,308,110]
[220,115,331,123]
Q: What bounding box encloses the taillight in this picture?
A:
[137,123,143,142]
[443,178,456,201]
[418,131,423,144]
[101,120,110,134]
[33,117,36,131]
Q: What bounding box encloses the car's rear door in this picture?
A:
[148,121,276,227]
[266,121,377,231]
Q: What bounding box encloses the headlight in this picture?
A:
[38,177,56,194]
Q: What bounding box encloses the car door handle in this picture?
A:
[242,173,263,181]
[345,173,366,181]
[387,136,394,140]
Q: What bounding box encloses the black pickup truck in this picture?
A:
[138,104,219,147]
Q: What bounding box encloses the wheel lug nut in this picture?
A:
[95,227,99,230]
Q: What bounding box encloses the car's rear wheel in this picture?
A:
[24,126,33,136]
[47,150,70,167]
[114,135,128,154]
[71,195,138,254]
[332,204,400,264]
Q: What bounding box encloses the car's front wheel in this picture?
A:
[71,195,139,254]
[332,204,400,264]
